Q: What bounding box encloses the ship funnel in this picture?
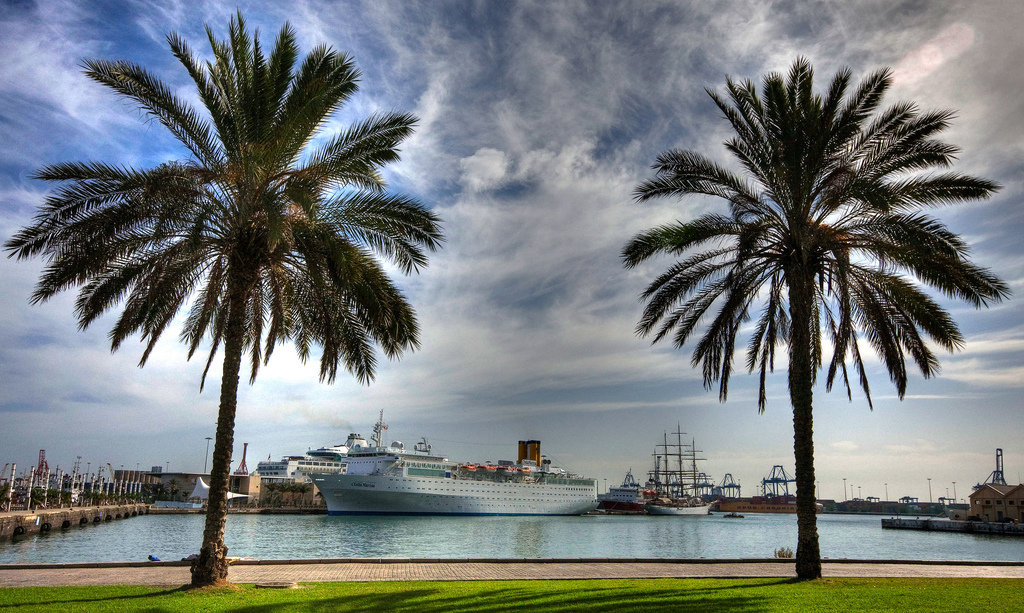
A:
[518,441,528,464]
[527,440,541,463]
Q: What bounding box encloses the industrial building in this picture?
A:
[969,484,1023,523]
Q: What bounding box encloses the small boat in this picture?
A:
[723,512,744,519]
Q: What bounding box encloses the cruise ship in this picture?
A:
[255,433,369,483]
[311,412,598,516]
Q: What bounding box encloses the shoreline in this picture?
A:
[3,556,1024,570]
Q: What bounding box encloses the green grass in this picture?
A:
[1,578,1021,612]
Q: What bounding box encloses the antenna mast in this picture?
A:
[371,410,388,448]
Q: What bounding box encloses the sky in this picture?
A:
[1,0,1022,505]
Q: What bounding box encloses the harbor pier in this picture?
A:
[0,504,148,540]
[882,517,1024,536]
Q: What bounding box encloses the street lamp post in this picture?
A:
[884,483,889,502]
[204,437,213,473]
[843,478,847,502]
[927,478,932,503]
[952,482,957,503]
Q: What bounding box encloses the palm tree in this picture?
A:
[623,58,1007,579]
[5,14,442,587]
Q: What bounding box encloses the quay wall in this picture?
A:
[148,506,326,515]
[882,517,1024,535]
[0,504,148,540]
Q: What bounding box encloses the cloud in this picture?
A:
[459,148,510,192]
[892,23,975,85]
[0,0,1021,501]
[940,358,1024,388]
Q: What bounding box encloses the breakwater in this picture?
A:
[0,504,148,540]
[882,517,1024,536]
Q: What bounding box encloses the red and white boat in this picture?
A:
[596,470,647,513]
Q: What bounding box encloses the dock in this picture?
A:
[882,517,1024,535]
[0,504,148,540]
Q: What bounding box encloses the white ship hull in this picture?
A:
[645,503,712,515]
[313,473,598,516]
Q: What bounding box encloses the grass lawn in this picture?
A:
[1,578,1021,612]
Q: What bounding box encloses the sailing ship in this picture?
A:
[644,425,712,515]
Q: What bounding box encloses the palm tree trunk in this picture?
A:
[787,268,822,579]
[190,271,249,588]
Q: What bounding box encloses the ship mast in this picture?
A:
[673,423,686,499]
[371,409,388,449]
[664,431,671,497]
[648,425,712,501]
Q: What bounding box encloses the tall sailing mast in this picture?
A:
[648,425,711,500]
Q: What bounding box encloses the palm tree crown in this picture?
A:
[623,58,1007,578]
[5,13,443,586]
[6,14,442,386]
[625,58,1006,408]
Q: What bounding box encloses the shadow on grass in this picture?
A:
[224,580,798,613]
[0,585,188,610]
[0,579,806,612]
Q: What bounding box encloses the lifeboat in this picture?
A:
[462,464,477,470]
[517,467,532,473]
[484,465,497,472]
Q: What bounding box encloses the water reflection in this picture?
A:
[2,513,1022,564]
[511,520,544,558]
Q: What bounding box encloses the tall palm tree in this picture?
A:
[622,58,1007,579]
[5,14,443,587]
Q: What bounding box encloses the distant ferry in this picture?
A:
[597,470,647,513]
[311,412,598,516]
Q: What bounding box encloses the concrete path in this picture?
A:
[1,559,1022,587]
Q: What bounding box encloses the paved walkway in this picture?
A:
[1,560,1022,587]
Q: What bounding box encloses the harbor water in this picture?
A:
[2,513,1022,565]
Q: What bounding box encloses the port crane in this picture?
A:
[715,473,741,498]
[761,465,796,497]
[972,448,1008,491]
